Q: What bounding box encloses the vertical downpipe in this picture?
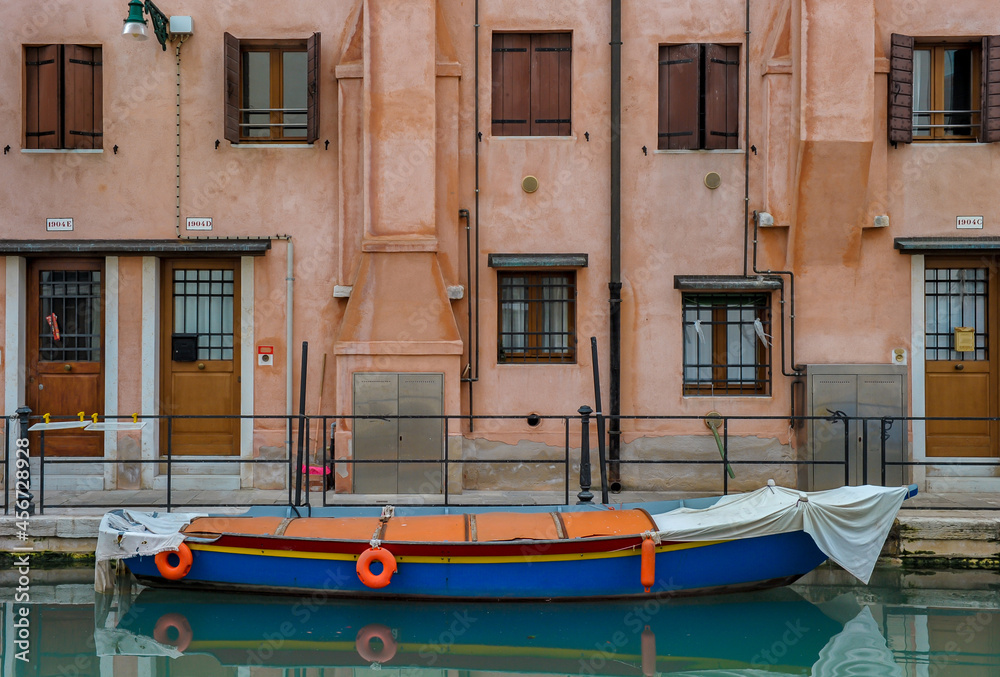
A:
[608,0,623,491]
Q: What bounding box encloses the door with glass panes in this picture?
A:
[25,259,104,456]
[160,260,240,456]
[924,259,999,458]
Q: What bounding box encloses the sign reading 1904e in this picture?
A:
[957,216,984,229]
[46,218,73,231]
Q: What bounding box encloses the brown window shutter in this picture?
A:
[661,44,700,150]
[25,45,61,150]
[224,32,241,143]
[63,45,103,150]
[888,33,914,145]
[306,32,321,144]
[530,33,572,136]
[492,33,530,136]
[704,44,739,149]
[981,36,1000,143]
[529,33,571,136]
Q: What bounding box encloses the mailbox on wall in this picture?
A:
[954,327,975,352]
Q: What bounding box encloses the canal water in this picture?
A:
[2,564,998,676]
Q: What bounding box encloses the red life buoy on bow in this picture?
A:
[155,542,193,581]
[153,612,193,652]
[356,547,397,588]
[356,623,398,663]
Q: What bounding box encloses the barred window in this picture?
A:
[498,271,576,363]
[924,267,987,361]
[682,294,770,395]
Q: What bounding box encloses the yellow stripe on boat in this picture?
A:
[188,539,726,564]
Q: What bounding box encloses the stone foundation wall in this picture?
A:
[460,434,796,493]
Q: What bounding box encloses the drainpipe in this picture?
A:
[459,209,478,430]
[741,0,805,418]
[460,0,482,433]
[608,0,623,491]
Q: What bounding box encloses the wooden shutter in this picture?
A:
[63,45,102,150]
[492,33,530,136]
[981,36,1000,143]
[306,32,321,144]
[25,45,61,150]
[888,34,914,145]
[224,33,240,143]
[530,33,572,136]
[659,44,700,150]
[704,44,739,149]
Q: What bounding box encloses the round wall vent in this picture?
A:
[704,172,722,189]
[522,175,539,193]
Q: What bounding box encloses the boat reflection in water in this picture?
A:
[95,576,907,676]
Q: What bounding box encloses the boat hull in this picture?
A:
[124,529,826,600]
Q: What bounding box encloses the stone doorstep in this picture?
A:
[890,511,1000,561]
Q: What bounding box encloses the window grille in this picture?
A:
[498,272,576,363]
[682,294,770,395]
[173,269,235,361]
[39,270,101,362]
[925,268,988,361]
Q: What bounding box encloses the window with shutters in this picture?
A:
[498,271,576,363]
[658,44,739,150]
[682,294,771,395]
[24,45,102,150]
[224,34,320,144]
[889,35,1000,144]
[492,33,572,137]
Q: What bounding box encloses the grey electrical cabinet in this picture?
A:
[806,365,908,490]
[353,372,444,494]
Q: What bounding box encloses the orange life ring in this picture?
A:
[155,542,193,581]
[153,612,193,652]
[356,623,398,663]
[356,547,397,588]
[640,537,656,592]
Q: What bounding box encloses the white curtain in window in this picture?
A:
[501,277,527,351]
[541,277,568,353]
[683,305,713,382]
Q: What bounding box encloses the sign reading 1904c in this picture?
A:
[46,218,73,231]
[957,216,984,229]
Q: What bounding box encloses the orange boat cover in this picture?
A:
[182,509,655,543]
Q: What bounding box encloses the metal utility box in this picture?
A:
[353,373,444,494]
[806,365,908,490]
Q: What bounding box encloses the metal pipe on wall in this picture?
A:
[460,0,482,433]
[741,0,805,420]
[608,0,623,491]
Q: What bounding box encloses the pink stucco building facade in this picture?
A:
[2,0,998,495]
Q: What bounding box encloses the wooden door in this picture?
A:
[160,261,240,456]
[25,259,104,456]
[924,261,999,457]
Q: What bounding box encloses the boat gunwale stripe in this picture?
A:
[188,539,725,564]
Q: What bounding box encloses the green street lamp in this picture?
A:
[122,0,170,50]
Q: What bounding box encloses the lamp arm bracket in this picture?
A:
[145,0,170,50]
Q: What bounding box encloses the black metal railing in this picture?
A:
[4,409,998,513]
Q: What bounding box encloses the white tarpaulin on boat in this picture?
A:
[95,509,204,592]
[650,484,910,584]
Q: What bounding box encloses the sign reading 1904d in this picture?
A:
[957,216,984,229]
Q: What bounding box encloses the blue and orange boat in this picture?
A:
[97,483,913,600]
